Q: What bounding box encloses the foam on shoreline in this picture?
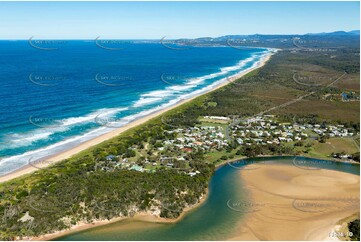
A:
[0,50,276,183]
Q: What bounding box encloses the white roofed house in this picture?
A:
[278,137,286,142]
[236,138,244,145]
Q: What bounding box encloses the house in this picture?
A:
[204,116,230,121]
[236,138,244,145]
[129,165,144,172]
[182,147,193,153]
[106,155,116,161]
[188,172,197,177]
[278,137,286,141]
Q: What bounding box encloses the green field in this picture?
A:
[310,137,360,158]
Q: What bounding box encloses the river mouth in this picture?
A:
[56,156,360,241]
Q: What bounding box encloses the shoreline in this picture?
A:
[28,188,209,241]
[230,163,360,241]
[23,154,359,241]
[32,155,359,241]
[214,154,360,172]
[37,155,359,241]
[0,51,275,184]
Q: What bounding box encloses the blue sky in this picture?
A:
[0,1,359,39]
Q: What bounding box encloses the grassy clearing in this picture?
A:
[309,137,359,158]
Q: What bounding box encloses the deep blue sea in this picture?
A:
[0,40,271,174]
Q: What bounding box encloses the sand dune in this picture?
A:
[229,164,360,241]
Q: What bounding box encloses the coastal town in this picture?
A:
[94,114,359,175]
[0,2,360,241]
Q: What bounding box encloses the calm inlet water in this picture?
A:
[57,156,360,241]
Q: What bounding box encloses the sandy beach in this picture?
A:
[229,164,360,241]
[0,51,276,184]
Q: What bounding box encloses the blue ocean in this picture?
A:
[0,40,270,174]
